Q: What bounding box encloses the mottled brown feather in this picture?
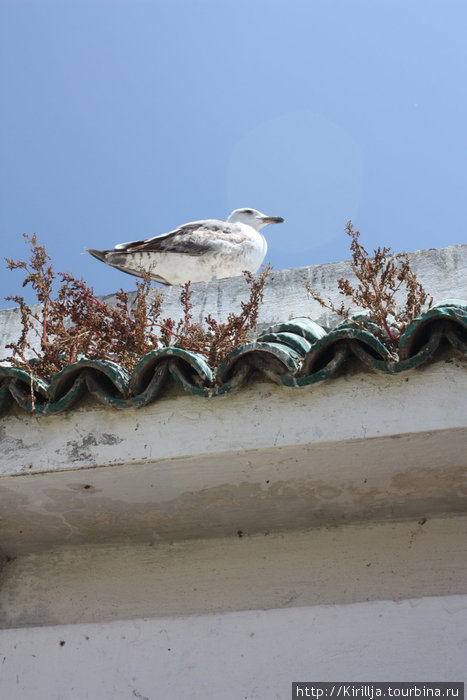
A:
[120,222,233,257]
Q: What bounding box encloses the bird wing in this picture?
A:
[114,220,239,257]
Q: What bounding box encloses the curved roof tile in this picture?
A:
[0,302,465,416]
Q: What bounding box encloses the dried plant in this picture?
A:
[304,221,432,349]
[136,266,271,367]
[3,233,271,381]
[204,265,272,367]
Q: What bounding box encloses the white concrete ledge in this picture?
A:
[1,593,466,697]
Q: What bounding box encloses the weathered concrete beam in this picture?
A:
[1,359,465,556]
[1,518,466,629]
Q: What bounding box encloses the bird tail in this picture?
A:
[86,248,108,263]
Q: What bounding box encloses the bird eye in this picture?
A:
[243,209,254,214]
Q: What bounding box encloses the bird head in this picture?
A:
[227,208,284,231]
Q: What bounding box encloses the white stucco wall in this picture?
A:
[0,243,465,356]
[1,595,466,699]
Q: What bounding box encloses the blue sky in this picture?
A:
[1,0,466,308]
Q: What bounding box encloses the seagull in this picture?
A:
[86,208,284,285]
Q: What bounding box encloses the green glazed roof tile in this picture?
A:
[399,304,467,360]
[333,314,389,338]
[259,317,327,343]
[255,331,313,357]
[432,299,467,310]
[0,301,465,416]
[216,340,302,388]
[167,348,215,396]
[281,345,348,387]
[0,365,50,414]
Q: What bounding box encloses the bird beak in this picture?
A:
[259,215,285,225]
